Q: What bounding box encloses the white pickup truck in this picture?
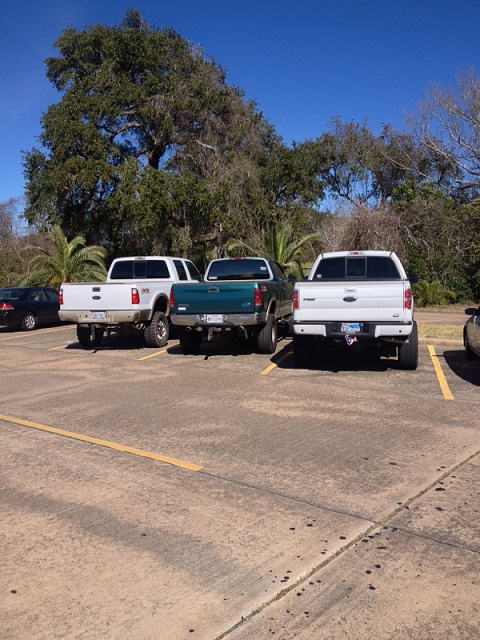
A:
[59,256,202,349]
[292,250,418,369]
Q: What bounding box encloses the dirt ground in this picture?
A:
[415,307,472,326]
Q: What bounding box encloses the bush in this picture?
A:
[412,279,457,307]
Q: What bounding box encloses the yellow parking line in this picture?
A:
[0,325,73,341]
[48,345,68,351]
[0,413,203,472]
[137,349,167,361]
[428,345,454,401]
[260,350,292,375]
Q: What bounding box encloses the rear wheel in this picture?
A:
[21,312,37,331]
[178,328,202,355]
[77,325,104,349]
[256,313,278,354]
[144,311,169,348]
[397,321,418,370]
[293,334,314,367]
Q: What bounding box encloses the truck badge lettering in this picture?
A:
[141,288,150,294]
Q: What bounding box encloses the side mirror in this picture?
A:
[287,274,296,282]
[408,273,418,284]
[465,308,477,316]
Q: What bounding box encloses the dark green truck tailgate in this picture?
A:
[171,282,260,315]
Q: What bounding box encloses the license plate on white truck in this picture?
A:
[91,311,106,320]
[341,322,361,333]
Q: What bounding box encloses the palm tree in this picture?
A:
[226,222,323,279]
[19,225,108,288]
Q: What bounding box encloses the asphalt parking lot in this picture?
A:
[1,324,479,639]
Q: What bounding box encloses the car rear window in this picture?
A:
[109,260,170,279]
[314,256,401,280]
[206,259,271,281]
[0,289,27,300]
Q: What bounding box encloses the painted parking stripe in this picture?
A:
[260,349,292,375]
[137,349,167,361]
[428,345,454,401]
[0,413,202,471]
[0,325,73,341]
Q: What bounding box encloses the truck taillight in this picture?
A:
[293,290,299,310]
[404,287,412,310]
[58,288,63,305]
[254,286,262,308]
[132,288,140,305]
[169,288,175,308]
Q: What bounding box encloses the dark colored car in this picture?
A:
[464,306,480,359]
[0,287,60,331]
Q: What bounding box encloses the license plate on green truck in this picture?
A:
[205,314,224,323]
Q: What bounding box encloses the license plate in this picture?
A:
[206,314,224,323]
[341,322,361,333]
[91,311,106,320]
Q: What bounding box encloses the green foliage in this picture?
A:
[23,11,283,256]
[298,119,431,209]
[391,182,477,301]
[22,10,330,263]
[19,225,108,288]
[412,279,457,307]
[226,222,323,279]
[19,11,480,301]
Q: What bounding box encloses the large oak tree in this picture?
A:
[23,10,315,259]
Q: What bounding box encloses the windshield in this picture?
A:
[206,259,271,281]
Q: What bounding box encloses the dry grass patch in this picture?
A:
[417,323,463,341]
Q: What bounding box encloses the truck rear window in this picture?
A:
[313,256,401,280]
[206,259,271,281]
[109,260,170,279]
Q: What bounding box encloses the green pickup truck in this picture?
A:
[170,257,295,354]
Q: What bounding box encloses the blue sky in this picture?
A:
[1,0,479,207]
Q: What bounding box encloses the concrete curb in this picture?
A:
[418,338,463,347]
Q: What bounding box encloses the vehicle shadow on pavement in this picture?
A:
[276,343,393,372]
[442,348,480,386]
[168,334,259,358]
[65,333,147,351]
[167,333,295,359]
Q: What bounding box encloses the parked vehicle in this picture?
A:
[292,250,418,369]
[464,306,480,359]
[59,256,202,349]
[170,257,295,354]
[0,287,60,331]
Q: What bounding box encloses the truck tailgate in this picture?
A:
[61,283,134,311]
[173,282,257,314]
[296,281,407,322]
